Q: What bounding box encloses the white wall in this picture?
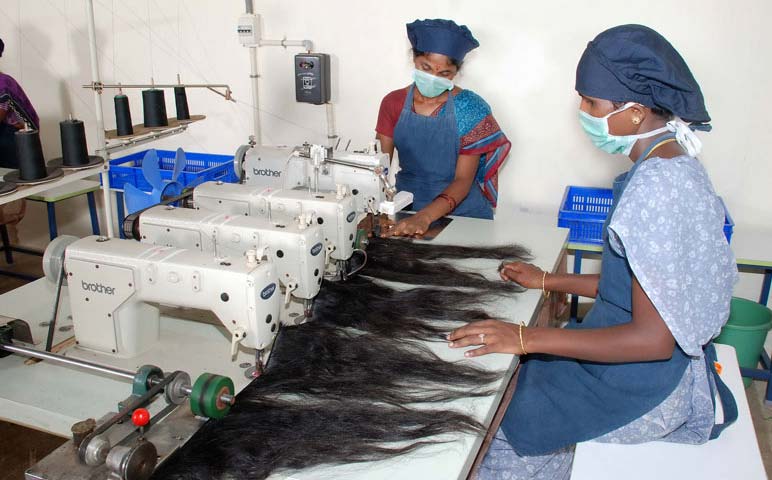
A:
[0,0,769,297]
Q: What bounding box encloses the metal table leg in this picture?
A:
[571,250,583,321]
[46,202,58,240]
[116,191,126,239]
[86,191,100,235]
[760,269,771,306]
[0,225,13,264]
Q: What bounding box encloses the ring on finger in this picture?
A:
[479,333,486,345]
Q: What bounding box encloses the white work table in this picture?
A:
[0,214,568,480]
[571,343,767,480]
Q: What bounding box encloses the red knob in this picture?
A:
[131,408,150,427]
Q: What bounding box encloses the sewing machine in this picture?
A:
[0,234,285,480]
[193,181,361,270]
[235,142,414,215]
[128,204,325,318]
[47,235,281,359]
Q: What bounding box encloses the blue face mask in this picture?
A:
[578,103,668,155]
[413,69,454,98]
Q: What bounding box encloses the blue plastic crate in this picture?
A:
[558,185,734,246]
[108,149,237,192]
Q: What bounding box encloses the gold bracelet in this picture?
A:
[519,321,528,355]
[542,270,551,299]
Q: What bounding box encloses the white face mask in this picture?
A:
[578,103,669,156]
[579,102,703,157]
[412,69,454,98]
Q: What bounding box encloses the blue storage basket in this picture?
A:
[558,185,734,246]
[108,149,237,192]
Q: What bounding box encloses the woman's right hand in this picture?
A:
[499,262,544,289]
[382,213,432,238]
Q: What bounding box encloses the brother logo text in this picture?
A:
[82,281,116,295]
[252,168,282,177]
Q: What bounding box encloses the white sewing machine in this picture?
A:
[1,234,285,480]
[234,143,414,215]
[45,235,282,359]
[130,204,325,319]
[193,181,360,268]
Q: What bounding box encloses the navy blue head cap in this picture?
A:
[407,19,479,63]
[576,24,710,126]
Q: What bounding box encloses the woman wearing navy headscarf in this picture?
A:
[448,25,738,479]
[376,19,511,236]
[0,38,40,168]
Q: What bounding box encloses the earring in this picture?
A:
[632,117,641,125]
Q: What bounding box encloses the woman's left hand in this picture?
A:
[448,319,527,357]
[383,213,432,237]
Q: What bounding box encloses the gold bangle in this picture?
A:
[519,321,528,355]
[542,270,551,299]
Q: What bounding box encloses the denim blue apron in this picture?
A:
[392,85,493,219]
[500,134,736,455]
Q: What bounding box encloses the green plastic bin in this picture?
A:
[714,297,772,388]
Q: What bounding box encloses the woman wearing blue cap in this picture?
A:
[376,19,511,236]
[448,25,738,479]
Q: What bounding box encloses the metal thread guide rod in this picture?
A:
[85,0,115,238]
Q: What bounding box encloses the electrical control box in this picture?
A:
[294,53,331,105]
[237,14,260,46]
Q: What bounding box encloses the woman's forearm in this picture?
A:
[526,323,672,362]
[419,153,479,222]
[545,273,599,298]
[526,276,675,362]
[417,177,474,222]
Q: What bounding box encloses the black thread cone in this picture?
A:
[174,87,190,120]
[142,89,168,127]
[15,129,47,180]
[114,94,134,136]
[59,118,89,167]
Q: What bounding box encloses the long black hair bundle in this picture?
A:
[153,238,532,479]
[355,237,531,292]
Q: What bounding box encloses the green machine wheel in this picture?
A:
[189,373,235,419]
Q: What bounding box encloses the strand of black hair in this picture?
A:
[152,397,484,480]
[313,276,498,341]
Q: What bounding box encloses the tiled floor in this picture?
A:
[0,251,770,478]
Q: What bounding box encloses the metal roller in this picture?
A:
[233,143,252,181]
[105,441,157,480]
[42,234,79,284]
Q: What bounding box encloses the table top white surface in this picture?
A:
[0,164,105,206]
